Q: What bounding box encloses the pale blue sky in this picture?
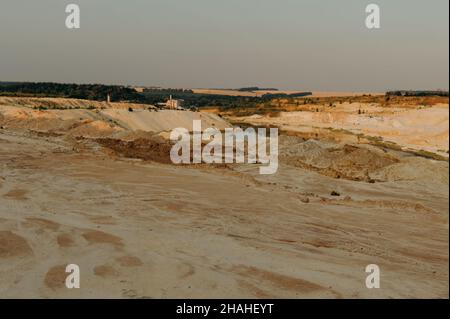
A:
[0,0,448,91]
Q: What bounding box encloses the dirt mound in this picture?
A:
[373,157,449,185]
[331,145,399,180]
[0,106,123,138]
[280,139,399,181]
[0,106,78,132]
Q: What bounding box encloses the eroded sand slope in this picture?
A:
[228,103,449,157]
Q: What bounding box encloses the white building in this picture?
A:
[165,95,184,109]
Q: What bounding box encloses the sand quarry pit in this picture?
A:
[0,97,448,298]
[227,101,449,158]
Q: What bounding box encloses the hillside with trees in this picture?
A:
[0,82,141,102]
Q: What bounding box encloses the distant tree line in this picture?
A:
[237,87,279,92]
[142,88,194,93]
[386,90,449,97]
[260,92,312,99]
[141,90,312,108]
[0,82,142,102]
[141,90,259,108]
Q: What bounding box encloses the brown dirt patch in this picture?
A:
[44,265,67,289]
[89,216,117,225]
[116,256,143,267]
[233,265,324,293]
[0,231,32,258]
[238,280,274,298]
[25,217,60,231]
[3,189,28,200]
[82,230,123,248]
[93,265,119,277]
[96,138,173,164]
[57,233,75,248]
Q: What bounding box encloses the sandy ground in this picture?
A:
[0,99,448,299]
